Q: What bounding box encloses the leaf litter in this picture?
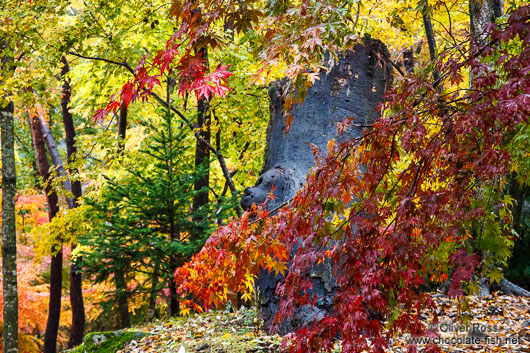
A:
[117,306,282,353]
[117,293,529,352]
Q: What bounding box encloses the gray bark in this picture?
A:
[468,0,504,85]
[477,277,491,297]
[35,109,74,209]
[241,38,393,334]
[499,278,530,297]
[1,101,18,353]
[470,0,504,41]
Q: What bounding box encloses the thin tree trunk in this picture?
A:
[468,0,504,296]
[33,105,74,209]
[118,102,127,151]
[403,48,415,75]
[168,226,179,316]
[29,110,62,353]
[165,75,180,317]
[1,100,18,353]
[193,47,211,213]
[60,57,82,203]
[1,45,18,353]
[169,273,179,316]
[421,0,440,82]
[60,56,85,348]
[114,103,131,327]
[44,254,63,353]
[114,268,130,329]
[508,173,526,236]
[34,98,83,343]
[147,263,159,322]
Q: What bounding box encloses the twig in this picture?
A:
[389,60,405,77]
[245,93,265,119]
[248,196,294,225]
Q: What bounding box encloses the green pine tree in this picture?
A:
[79,108,234,327]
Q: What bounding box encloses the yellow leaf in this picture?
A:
[271,260,287,276]
[181,307,191,317]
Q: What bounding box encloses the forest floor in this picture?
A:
[115,292,530,353]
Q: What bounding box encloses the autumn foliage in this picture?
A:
[4,0,530,351]
[93,0,369,123]
[93,0,243,123]
[0,192,114,351]
[175,6,530,353]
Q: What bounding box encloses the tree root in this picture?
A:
[499,278,530,297]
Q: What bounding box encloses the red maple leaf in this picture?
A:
[120,82,136,107]
[93,109,107,123]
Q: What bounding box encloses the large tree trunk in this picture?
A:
[29,110,62,353]
[468,0,504,85]
[470,0,504,41]
[240,38,393,334]
[1,100,18,353]
[60,56,86,348]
